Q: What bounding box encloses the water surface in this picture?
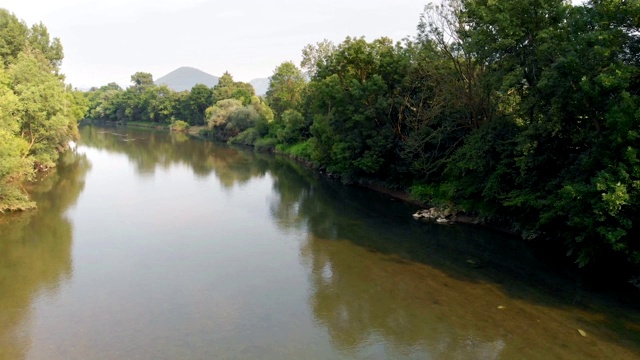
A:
[1,126,639,359]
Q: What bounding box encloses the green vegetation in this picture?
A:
[170,120,190,132]
[4,0,639,275]
[0,9,87,212]
[231,0,637,272]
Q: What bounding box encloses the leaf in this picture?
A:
[578,329,587,337]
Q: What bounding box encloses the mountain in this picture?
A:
[250,77,270,96]
[155,67,219,92]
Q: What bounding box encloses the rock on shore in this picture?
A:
[413,207,455,224]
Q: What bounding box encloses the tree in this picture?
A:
[146,85,175,123]
[27,22,63,70]
[0,14,85,211]
[307,37,409,181]
[186,84,213,125]
[510,0,640,266]
[0,9,28,67]
[435,0,640,268]
[0,66,34,210]
[266,61,306,118]
[212,71,255,104]
[9,49,78,169]
[131,72,154,89]
[301,39,336,77]
[206,98,243,128]
[417,0,494,129]
[276,109,305,145]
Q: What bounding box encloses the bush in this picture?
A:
[409,182,455,206]
[254,137,279,151]
[170,120,190,132]
[229,128,260,145]
[226,107,259,136]
[278,140,313,160]
[198,128,213,138]
[276,110,305,145]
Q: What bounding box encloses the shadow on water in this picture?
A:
[0,150,90,359]
[264,152,640,358]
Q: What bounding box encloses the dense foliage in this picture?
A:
[0,9,87,211]
[227,0,638,271]
[37,0,640,273]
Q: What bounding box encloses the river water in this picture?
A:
[1,126,639,359]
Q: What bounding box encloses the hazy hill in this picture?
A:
[250,77,270,96]
[155,67,219,92]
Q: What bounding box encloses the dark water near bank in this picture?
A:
[1,126,640,359]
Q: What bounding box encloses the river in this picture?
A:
[1,126,639,359]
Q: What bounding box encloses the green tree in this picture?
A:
[0,9,28,67]
[131,71,154,89]
[0,67,34,211]
[266,61,307,118]
[436,0,640,267]
[276,109,305,145]
[206,98,243,128]
[212,71,255,105]
[186,84,213,125]
[9,49,78,169]
[146,85,175,123]
[84,83,123,121]
[301,39,336,77]
[27,22,63,70]
[0,12,85,211]
[510,0,640,266]
[307,37,409,181]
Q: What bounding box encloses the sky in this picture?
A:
[0,0,428,88]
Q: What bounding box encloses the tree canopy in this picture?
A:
[214,0,640,273]
[0,9,86,211]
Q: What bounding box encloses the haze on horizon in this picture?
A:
[1,0,429,89]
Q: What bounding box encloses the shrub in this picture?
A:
[170,120,190,132]
[229,128,260,145]
[279,140,312,160]
[254,137,279,151]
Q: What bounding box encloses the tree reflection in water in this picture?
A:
[79,125,271,189]
[0,150,90,359]
[266,154,640,359]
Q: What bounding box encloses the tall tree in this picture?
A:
[307,37,410,181]
[9,49,78,168]
[186,84,213,125]
[301,39,336,77]
[0,9,28,67]
[0,66,34,210]
[265,61,306,118]
[0,21,85,211]
[212,71,255,105]
[131,72,154,90]
[27,22,63,70]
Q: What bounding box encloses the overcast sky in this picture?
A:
[1,0,429,88]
